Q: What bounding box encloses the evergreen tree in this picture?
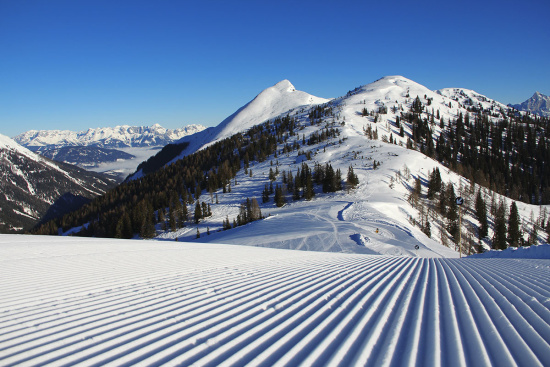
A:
[446,184,459,243]
[274,185,285,207]
[427,168,442,200]
[336,168,343,191]
[201,202,208,218]
[293,177,301,200]
[195,183,201,201]
[347,165,359,188]
[169,205,177,232]
[194,202,202,224]
[262,184,270,203]
[527,223,538,246]
[475,190,489,239]
[139,204,156,239]
[115,212,133,239]
[493,201,508,250]
[423,220,431,238]
[507,201,521,247]
[303,165,314,200]
[180,202,188,227]
[323,163,336,193]
[223,215,231,230]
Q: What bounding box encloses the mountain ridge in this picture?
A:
[127,79,329,180]
[0,134,117,232]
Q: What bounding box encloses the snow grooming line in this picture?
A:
[0,236,549,366]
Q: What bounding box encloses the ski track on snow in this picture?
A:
[1,237,549,367]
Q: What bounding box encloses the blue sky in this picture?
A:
[1,0,549,137]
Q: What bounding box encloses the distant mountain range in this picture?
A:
[0,134,117,232]
[509,91,550,117]
[14,123,206,149]
[13,124,206,179]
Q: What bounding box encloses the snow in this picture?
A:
[13,124,206,148]
[0,234,548,366]
[468,243,550,259]
[0,133,43,162]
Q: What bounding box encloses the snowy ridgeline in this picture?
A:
[468,243,550,259]
[0,235,549,366]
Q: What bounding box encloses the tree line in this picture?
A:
[405,96,550,205]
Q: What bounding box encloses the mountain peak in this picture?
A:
[510,91,550,117]
[213,80,328,138]
[273,79,296,92]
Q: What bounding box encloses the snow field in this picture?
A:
[1,235,549,366]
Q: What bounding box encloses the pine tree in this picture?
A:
[115,212,133,239]
[527,223,538,246]
[195,183,201,202]
[274,185,285,207]
[303,165,314,200]
[427,168,442,200]
[201,202,208,218]
[194,202,202,224]
[262,184,270,203]
[475,190,489,239]
[446,184,459,243]
[423,220,431,238]
[223,215,231,230]
[139,204,155,239]
[493,201,508,250]
[169,205,177,232]
[323,163,336,193]
[346,165,359,188]
[507,202,521,247]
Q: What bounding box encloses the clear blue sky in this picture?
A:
[1,0,549,137]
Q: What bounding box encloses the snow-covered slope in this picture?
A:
[0,134,116,232]
[469,243,550,259]
[0,235,548,366]
[128,80,329,180]
[14,123,206,149]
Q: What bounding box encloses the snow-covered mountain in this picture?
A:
[14,124,206,180]
[0,134,116,232]
[509,91,550,117]
[54,75,549,258]
[128,80,329,180]
[14,123,206,149]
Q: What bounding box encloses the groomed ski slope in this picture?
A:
[1,235,549,366]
